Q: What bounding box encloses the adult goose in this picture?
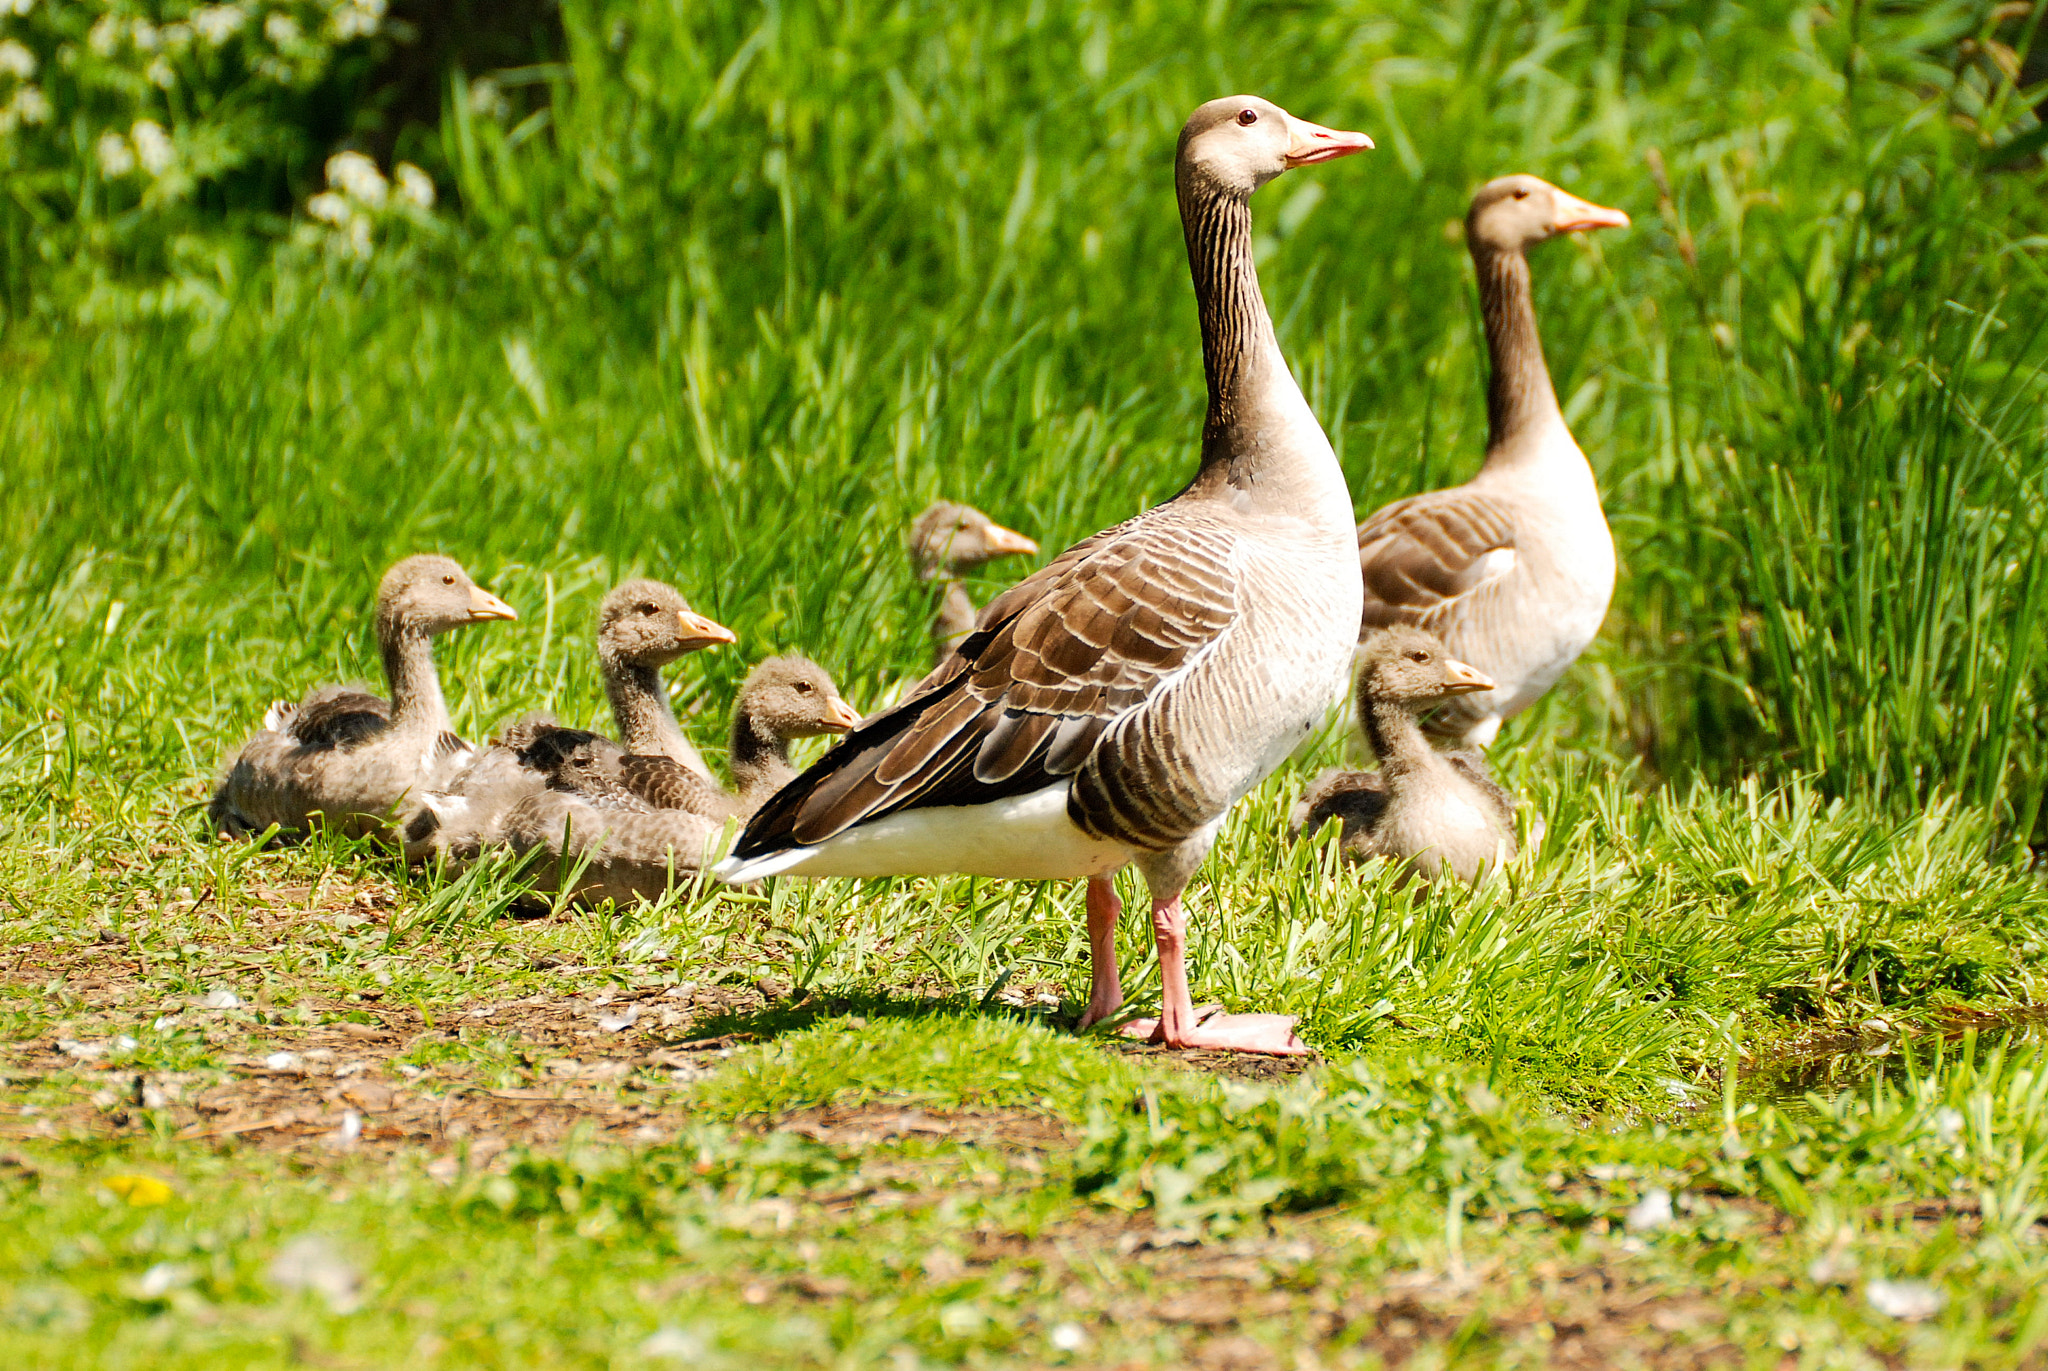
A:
[404,578,735,862]
[209,555,518,840]
[1355,175,1628,747]
[909,501,1040,664]
[1292,627,1518,884]
[716,97,1371,1056]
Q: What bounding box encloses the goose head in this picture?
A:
[908,501,1039,582]
[1356,627,1494,709]
[738,654,861,743]
[1177,96,1372,199]
[376,555,518,638]
[598,579,736,669]
[1468,174,1630,254]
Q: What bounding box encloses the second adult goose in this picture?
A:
[1355,175,1628,747]
[716,97,1372,1056]
[1292,627,1518,884]
[209,555,518,840]
[909,501,1039,664]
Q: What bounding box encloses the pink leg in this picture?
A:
[1075,875,1124,1030]
[1119,894,1309,1057]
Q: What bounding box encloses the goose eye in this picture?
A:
[1512,188,1529,200]
[1235,108,1258,127]
[638,603,656,616]
[442,575,455,585]
[1408,651,1429,663]
[794,681,813,694]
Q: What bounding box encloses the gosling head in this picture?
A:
[1467,174,1629,256]
[1356,627,1494,710]
[376,555,517,638]
[737,654,861,744]
[908,502,1039,582]
[597,579,735,670]
[1177,95,1371,200]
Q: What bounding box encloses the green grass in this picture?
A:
[2,0,2047,1365]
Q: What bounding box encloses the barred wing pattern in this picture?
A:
[1356,488,1519,631]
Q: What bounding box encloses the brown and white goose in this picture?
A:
[909,501,1040,664]
[209,555,518,840]
[404,579,735,862]
[1355,175,1628,747]
[1292,627,1518,884]
[716,96,1371,1056]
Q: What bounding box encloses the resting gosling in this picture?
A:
[210,555,517,841]
[1292,627,1518,884]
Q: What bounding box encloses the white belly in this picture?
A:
[714,782,1136,884]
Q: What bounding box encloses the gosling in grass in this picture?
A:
[209,555,518,842]
[908,500,1039,665]
[1291,627,1519,885]
[404,579,735,864]
[500,655,859,903]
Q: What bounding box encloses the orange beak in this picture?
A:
[822,696,862,732]
[1551,191,1630,234]
[982,522,1039,558]
[676,609,737,651]
[1284,117,1374,168]
[1439,658,1495,695]
[466,586,519,622]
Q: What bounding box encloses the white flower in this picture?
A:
[0,0,36,17]
[146,56,175,88]
[394,162,435,210]
[306,191,349,224]
[191,5,247,44]
[130,119,175,175]
[345,215,373,257]
[131,20,160,51]
[88,15,120,55]
[263,12,300,46]
[8,84,47,124]
[325,150,387,207]
[0,39,37,79]
[96,132,136,177]
[329,0,384,41]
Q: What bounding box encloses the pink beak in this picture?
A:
[1284,117,1374,168]
[982,522,1039,558]
[1552,192,1630,234]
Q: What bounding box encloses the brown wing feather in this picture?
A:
[287,687,393,751]
[734,513,1239,858]
[1356,487,1519,632]
[619,755,742,819]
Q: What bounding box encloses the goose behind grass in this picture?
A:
[909,501,1039,665]
[209,555,517,841]
[1355,174,1629,748]
[1293,626,1519,884]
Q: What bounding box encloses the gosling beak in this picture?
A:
[983,523,1040,558]
[823,697,863,733]
[1283,117,1373,168]
[466,586,519,622]
[676,609,738,651]
[1439,657,1495,695]
[1551,192,1630,234]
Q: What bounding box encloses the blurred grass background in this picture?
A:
[1,0,2045,833]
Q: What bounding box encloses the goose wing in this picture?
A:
[286,686,392,751]
[1356,487,1519,632]
[731,516,1240,859]
[618,755,742,818]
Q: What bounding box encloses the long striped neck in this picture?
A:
[1178,183,1285,477]
[1475,244,1564,463]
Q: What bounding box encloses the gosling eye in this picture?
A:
[1512,188,1529,200]
[793,681,813,694]
[1236,108,1258,127]
[1408,650,1429,663]
[442,575,456,585]
[638,603,656,616]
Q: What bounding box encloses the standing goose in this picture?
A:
[1355,175,1629,747]
[1292,627,1518,883]
[404,579,735,862]
[716,97,1371,1056]
[209,555,518,840]
[909,501,1040,664]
